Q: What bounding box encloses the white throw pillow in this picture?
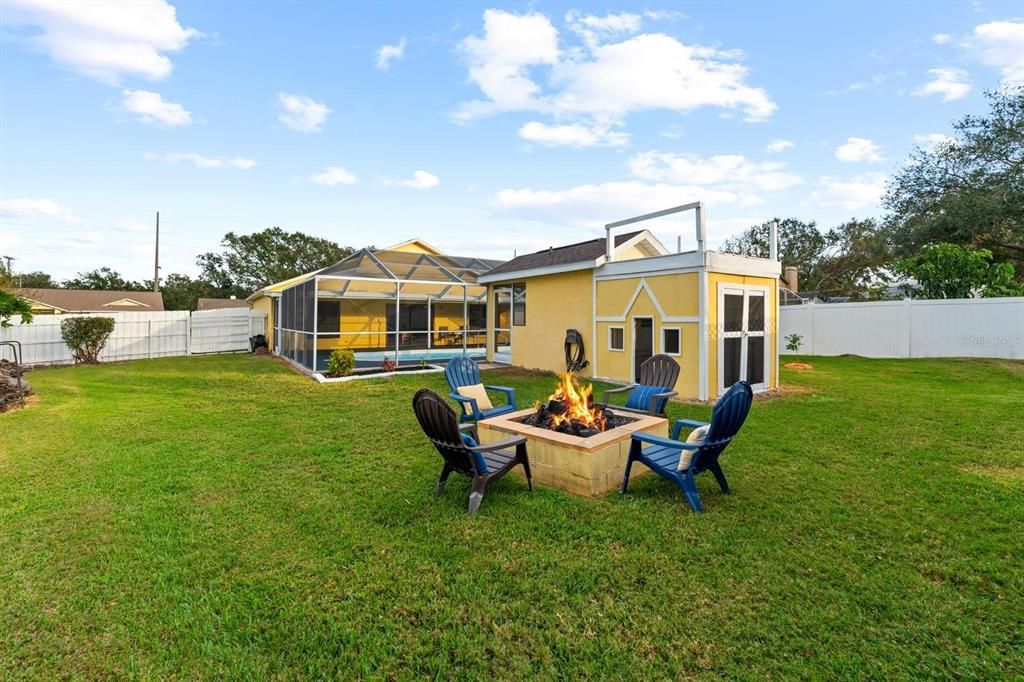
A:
[678,425,709,471]
[457,383,493,411]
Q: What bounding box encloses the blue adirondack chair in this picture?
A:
[620,381,753,512]
[444,356,517,422]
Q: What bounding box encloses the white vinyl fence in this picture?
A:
[0,308,267,366]
[779,297,1024,360]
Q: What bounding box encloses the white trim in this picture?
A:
[698,265,708,401]
[478,258,600,284]
[716,283,771,396]
[661,326,681,356]
[630,316,654,383]
[616,229,670,258]
[313,365,444,383]
[594,277,701,324]
[591,275,598,376]
[705,251,782,278]
[608,325,625,351]
[492,285,512,364]
[597,251,703,279]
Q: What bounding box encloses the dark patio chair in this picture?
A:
[601,353,680,416]
[444,356,517,422]
[620,381,753,512]
[412,388,533,515]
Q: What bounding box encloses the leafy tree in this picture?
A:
[883,88,1024,278]
[721,217,894,299]
[197,227,355,296]
[62,267,146,291]
[157,273,224,311]
[895,243,1023,299]
[0,270,33,327]
[60,317,116,363]
[14,271,57,288]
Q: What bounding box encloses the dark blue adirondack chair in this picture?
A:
[444,356,517,422]
[620,381,753,512]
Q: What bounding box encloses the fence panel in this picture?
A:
[780,297,1024,360]
[0,310,267,366]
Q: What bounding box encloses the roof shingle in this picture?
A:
[17,288,165,312]
[482,231,642,278]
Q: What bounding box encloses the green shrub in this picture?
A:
[0,290,33,328]
[60,317,116,364]
[326,349,356,376]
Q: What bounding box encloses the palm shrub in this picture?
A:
[60,317,116,364]
[326,349,356,376]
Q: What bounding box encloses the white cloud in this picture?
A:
[145,152,255,169]
[913,133,955,150]
[643,9,687,22]
[309,166,358,185]
[393,170,440,189]
[3,0,199,83]
[120,89,191,126]
[277,93,330,132]
[566,10,642,47]
[455,9,560,121]
[375,37,406,70]
[518,121,629,147]
[806,174,887,211]
[835,137,884,162]
[970,20,1024,86]
[913,67,971,101]
[932,33,953,45]
[765,139,793,153]
[0,198,78,224]
[628,151,802,192]
[494,181,759,229]
[455,9,775,126]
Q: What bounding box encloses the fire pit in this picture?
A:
[476,373,668,497]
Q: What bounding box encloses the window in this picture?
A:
[662,327,681,356]
[467,303,486,331]
[317,300,340,335]
[512,283,526,326]
[386,303,430,332]
[609,326,624,351]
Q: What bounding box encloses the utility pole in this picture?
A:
[153,211,160,292]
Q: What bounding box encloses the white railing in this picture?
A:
[779,297,1024,360]
[0,308,267,366]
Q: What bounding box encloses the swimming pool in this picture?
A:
[315,348,486,371]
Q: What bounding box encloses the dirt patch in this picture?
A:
[783,362,814,370]
[960,463,1024,486]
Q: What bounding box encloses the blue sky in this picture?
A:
[1,1,1021,282]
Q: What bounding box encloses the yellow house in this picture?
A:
[246,239,502,371]
[478,203,781,400]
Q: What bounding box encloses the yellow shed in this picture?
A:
[478,203,781,400]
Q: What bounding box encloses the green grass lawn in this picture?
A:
[2,355,1022,679]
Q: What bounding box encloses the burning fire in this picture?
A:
[543,372,606,432]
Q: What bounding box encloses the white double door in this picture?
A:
[718,285,769,394]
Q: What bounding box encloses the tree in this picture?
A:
[721,217,894,299]
[895,243,1023,299]
[13,271,56,288]
[60,317,116,364]
[0,270,33,327]
[158,273,223,311]
[197,227,355,296]
[883,88,1024,278]
[62,267,146,291]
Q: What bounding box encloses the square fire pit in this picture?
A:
[476,408,668,497]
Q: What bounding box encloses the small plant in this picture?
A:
[418,359,428,370]
[60,317,116,364]
[326,349,355,376]
[785,333,804,363]
[380,356,397,372]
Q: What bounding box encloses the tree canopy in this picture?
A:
[895,243,1022,299]
[883,87,1024,279]
[196,227,355,297]
[62,267,147,291]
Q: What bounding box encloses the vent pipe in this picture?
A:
[769,219,779,262]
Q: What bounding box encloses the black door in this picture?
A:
[633,318,653,382]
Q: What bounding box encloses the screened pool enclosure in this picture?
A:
[275,248,501,372]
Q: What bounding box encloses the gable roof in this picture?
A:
[479,230,671,282]
[17,288,165,312]
[196,297,250,310]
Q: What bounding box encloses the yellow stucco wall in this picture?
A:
[706,272,779,399]
[593,273,701,398]
[486,270,595,377]
[251,296,275,349]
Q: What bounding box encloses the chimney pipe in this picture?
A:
[783,266,798,293]
[769,219,779,262]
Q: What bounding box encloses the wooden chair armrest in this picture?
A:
[601,384,636,405]
[469,435,528,453]
[631,432,701,450]
[484,385,516,406]
[647,390,678,415]
[448,392,481,420]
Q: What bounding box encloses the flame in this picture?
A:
[545,372,606,431]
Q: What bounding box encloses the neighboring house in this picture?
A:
[17,288,165,314]
[196,297,250,311]
[246,239,503,369]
